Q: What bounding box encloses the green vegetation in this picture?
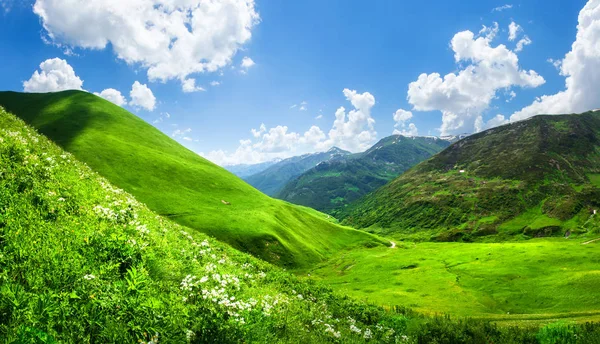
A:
[5,106,600,343]
[277,135,451,214]
[310,239,600,323]
[0,108,407,342]
[0,91,385,269]
[343,113,600,240]
[245,147,350,196]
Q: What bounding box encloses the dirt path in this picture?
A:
[390,241,396,248]
[582,238,600,245]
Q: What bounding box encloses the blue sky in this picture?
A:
[0,0,596,165]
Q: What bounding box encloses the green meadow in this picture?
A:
[309,238,600,324]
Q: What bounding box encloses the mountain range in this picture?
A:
[342,112,600,240]
[276,135,452,214]
[243,147,351,195]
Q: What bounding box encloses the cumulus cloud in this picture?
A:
[251,123,266,138]
[94,88,127,106]
[393,109,413,123]
[130,81,156,111]
[182,78,206,93]
[407,22,544,135]
[203,89,377,165]
[394,123,418,137]
[241,56,255,69]
[511,0,600,121]
[33,0,260,87]
[474,114,509,132]
[210,81,221,86]
[392,109,418,136]
[23,58,83,93]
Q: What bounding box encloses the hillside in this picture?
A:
[225,159,280,178]
[0,107,411,342]
[342,112,600,240]
[277,136,451,214]
[0,91,385,269]
[245,147,350,195]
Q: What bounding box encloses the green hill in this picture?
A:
[0,107,413,342]
[277,136,451,214]
[342,112,600,240]
[0,91,384,269]
[245,147,351,196]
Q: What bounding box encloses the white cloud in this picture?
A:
[319,89,377,152]
[407,23,544,135]
[475,114,509,132]
[33,0,260,87]
[210,81,221,86]
[251,123,266,138]
[506,90,516,102]
[492,4,513,12]
[393,109,413,123]
[393,123,418,137]
[508,21,521,41]
[241,56,255,69]
[183,137,193,141]
[512,0,600,122]
[23,58,83,93]
[515,36,532,52]
[392,109,416,135]
[289,104,297,109]
[172,127,192,138]
[547,58,562,70]
[130,81,156,111]
[203,89,377,165]
[182,78,206,93]
[94,88,127,106]
[315,114,323,120]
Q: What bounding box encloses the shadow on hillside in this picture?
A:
[0,90,97,149]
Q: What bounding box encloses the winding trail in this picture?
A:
[582,238,600,245]
[390,241,396,248]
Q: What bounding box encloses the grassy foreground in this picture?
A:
[309,239,600,324]
[0,91,385,269]
[0,107,407,342]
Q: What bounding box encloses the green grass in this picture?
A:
[309,239,600,324]
[588,173,600,188]
[0,91,385,269]
[0,107,410,343]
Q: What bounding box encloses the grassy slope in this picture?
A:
[343,113,600,240]
[277,136,451,214]
[0,91,385,269]
[0,108,408,343]
[310,239,600,324]
[244,148,350,196]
